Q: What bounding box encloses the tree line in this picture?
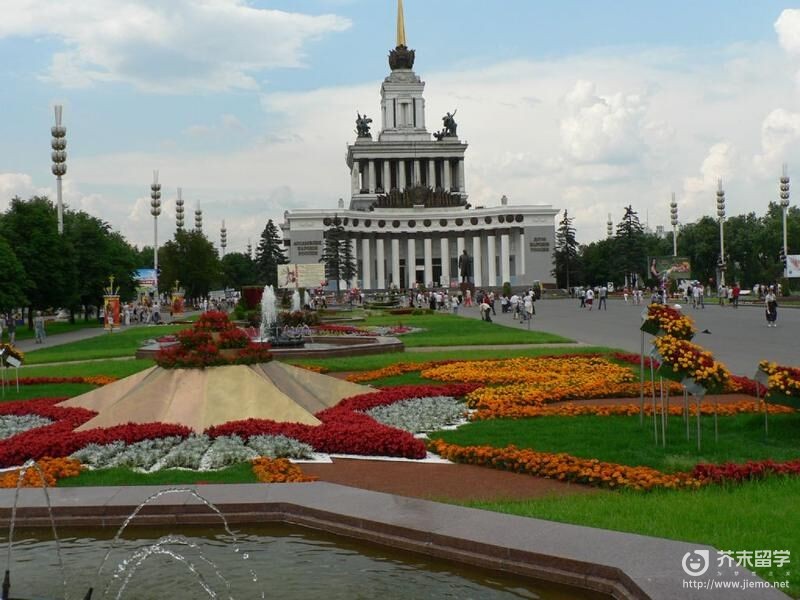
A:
[0,195,288,325]
[553,202,800,290]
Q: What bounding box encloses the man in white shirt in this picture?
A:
[585,287,594,310]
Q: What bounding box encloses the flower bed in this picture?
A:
[14,375,118,387]
[759,361,800,398]
[641,304,696,339]
[345,360,456,383]
[0,457,82,488]
[365,396,466,433]
[653,336,730,393]
[692,459,800,483]
[251,457,317,483]
[428,440,704,491]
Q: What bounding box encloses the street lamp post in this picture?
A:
[220,220,227,256]
[670,193,678,257]
[150,171,162,299]
[716,179,726,287]
[195,206,203,232]
[50,105,67,234]
[780,164,790,277]
[606,213,613,238]
[176,187,185,231]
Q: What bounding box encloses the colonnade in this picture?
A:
[351,157,466,195]
[349,229,526,289]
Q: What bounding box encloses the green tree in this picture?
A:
[319,223,356,293]
[220,252,257,290]
[0,236,29,312]
[159,230,221,299]
[553,209,579,289]
[0,196,76,328]
[340,231,357,287]
[255,219,288,287]
[614,205,646,284]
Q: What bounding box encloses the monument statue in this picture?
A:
[355,112,373,138]
[443,110,458,137]
[458,249,471,282]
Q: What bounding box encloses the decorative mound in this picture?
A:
[59,362,372,433]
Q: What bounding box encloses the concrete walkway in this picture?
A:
[454,298,800,376]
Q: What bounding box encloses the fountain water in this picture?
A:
[291,290,301,312]
[258,285,277,341]
[303,290,311,309]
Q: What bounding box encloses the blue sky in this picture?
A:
[1,1,800,250]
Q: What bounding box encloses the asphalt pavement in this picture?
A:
[457,297,800,376]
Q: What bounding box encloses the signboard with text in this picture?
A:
[278,263,327,288]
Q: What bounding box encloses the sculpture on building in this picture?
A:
[371,184,468,210]
[433,110,457,140]
[355,112,373,138]
[458,249,471,282]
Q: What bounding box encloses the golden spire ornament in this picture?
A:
[396,0,406,47]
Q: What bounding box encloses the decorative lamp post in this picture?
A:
[195,206,203,232]
[150,171,162,298]
[246,239,252,259]
[51,105,67,234]
[220,220,227,256]
[716,179,726,287]
[780,164,790,277]
[606,213,613,238]
[670,193,678,257]
[175,187,185,231]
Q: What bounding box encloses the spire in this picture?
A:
[396,0,406,47]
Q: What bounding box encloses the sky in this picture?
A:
[2,0,800,253]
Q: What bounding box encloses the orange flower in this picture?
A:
[0,457,82,488]
[251,457,317,483]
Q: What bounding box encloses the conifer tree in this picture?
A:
[255,219,288,287]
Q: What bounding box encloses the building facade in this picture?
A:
[282,3,558,290]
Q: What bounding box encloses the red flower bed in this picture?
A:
[311,324,373,336]
[693,459,800,483]
[206,384,479,459]
[194,310,235,332]
[218,328,250,349]
[15,376,117,387]
[612,352,660,369]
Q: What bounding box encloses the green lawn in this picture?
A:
[20,359,155,379]
[432,413,800,473]
[0,383,96,402]
[8,320,102,342]
[287,345,615,373]
[362,313,572,346]
[59,463,258,486]
[22,324,188,364]
[462,477,800,597]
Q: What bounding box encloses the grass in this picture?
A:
[288,345,617,373]
[59,463,258,486]
[8,320,102,342]
[22,324,188,365]
[19,359,155,379]
[432,413,800,473]
[361,312,572,347]
[461,477,800,597]
[0,383,97,402]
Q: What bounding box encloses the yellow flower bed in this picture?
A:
[429,440,704,491]
[759,361,800,398]
[653,335,730,392]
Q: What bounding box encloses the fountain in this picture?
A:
[303,290,311,309]
[256,285,304,348]
[291,290,301,312]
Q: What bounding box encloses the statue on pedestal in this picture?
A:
[355,112,373,138]
[443,110,458,137]
[458,249,471,282]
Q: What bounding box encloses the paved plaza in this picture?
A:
[459,298,800,376]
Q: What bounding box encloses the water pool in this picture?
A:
[2,523,609,599]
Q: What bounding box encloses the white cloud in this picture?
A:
[0,0,351,93]
[682,143,738,214]
[753,108,800,175]
[775,9,800,57]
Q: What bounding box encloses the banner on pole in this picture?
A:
[278,263,326,288]
[787,254,800,278]
[648,256,692,280]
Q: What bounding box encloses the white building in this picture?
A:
[282,1,558,290]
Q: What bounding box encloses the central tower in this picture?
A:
[346,0,468,210]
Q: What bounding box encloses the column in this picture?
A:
[406,237,416,288]
[391,237,400,287]
[351,165,359,195]
[458,159,466,192]
[368,160,376,193]
[500,232,511,284]
[398,159,406,190]
[427,159,436,188]
[518,229,526,279]
[472,235,482,287]
[375,236,385,289]
[383,160,391,191]
[361,237,371,289]
[440,237,450,286]
[413,160,421,184]
[443,159,451,191]
[486,233,497,287]
[423,238,433,285]
[351,238,358,288]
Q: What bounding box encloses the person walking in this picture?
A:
[33,311,46,344]
[6,313,16,345]
[585,287,594,310]
[579,287,586,308]
[765,287,778,327]
[479,300,492,322]
[598,285,608,310]
[732,283,740,309]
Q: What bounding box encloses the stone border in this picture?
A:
[135,335,404,360]
[0,482,787,599]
